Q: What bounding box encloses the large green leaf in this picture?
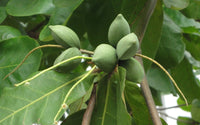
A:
[147,67,176,94]
[84,0,115,47]
[0,7,7,24]
[155,14,185,68]
[39,0,83,41]
[171,57,200,103]
[164,7,200,29]
[0,70,93,125]
[183,35,200,61]
[140,0,163,71]
[163,0,189,10]
[0,25,21,42]
[61,109,85,125]
[181,0,200,20]
[125,81,153,125]
[0,36,42,90]
[53,0,83,7]
[85,0,148,47]
[6,0,55,16]
[191,99,200,122]
[91,67,131,125]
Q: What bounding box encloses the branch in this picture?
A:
[140,75,162,125]
[159,112,198,124]
[82,84,97,125]
[157,104,190,111]
[80,49,94,55]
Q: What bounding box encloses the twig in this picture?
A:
[159,112,198,124]
[82,84,97,125]
[54,65,96,123]
[3,44,63,80]
[14,56,92,87]
[80,49,94,55]
[157,104,190,111]
[135,53,188,106]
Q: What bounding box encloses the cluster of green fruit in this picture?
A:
[92,14,144,83]
[49,14,144,83]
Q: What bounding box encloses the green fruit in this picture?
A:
[54,47,82,73]
[108,14,130,47]
[92,44,117,73]
[116,33,139,60]
[49,25,80,48]
[119,58,144,83]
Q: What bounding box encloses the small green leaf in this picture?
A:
[6,0,55,16]
[0,7,7,24]
[155,14,185,68]
[147,67,176,94]
[91,67,132,125]
[171,57,200,103]
[191,99,200,122]
[163,0,189,10]
[125,81,153,125]
[0,36,42,90]
[61,109,85,125]
[0,25,21,42]
[0,70,93,125]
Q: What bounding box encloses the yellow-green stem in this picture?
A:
[3,44,64,80]
[135,53,188,106]
[53,65,96,123]
[14,56,92,87]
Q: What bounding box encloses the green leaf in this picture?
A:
[161,118,168,125]
[163,0,189,10]
[0,70,93,125]
[171,57,200,103]
[0,36,42,90]
[84,0,149,47]
[191,99,200,122]
[0,25,21,42]
[16,15,46,32]
[68,84,93,114]
[183,35,200,61]
[0,7,7,24]
[61,109,85,125]
[6,0,55,16]
[181,0,200,20]
[53,0,83,7]
[164,7,200,29]
[125,81,153,125]
[177,117,196,125]
[39,0,83,41]
[1,16,26,34]
[155,14,185,68]
[84,0,115,47]
[91,67,132,125]
[140,0,163,71]
[147,67,176,94]
[177,98,191,112]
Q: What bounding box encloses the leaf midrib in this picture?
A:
[101,80,111,125]
[0,75,82,123]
